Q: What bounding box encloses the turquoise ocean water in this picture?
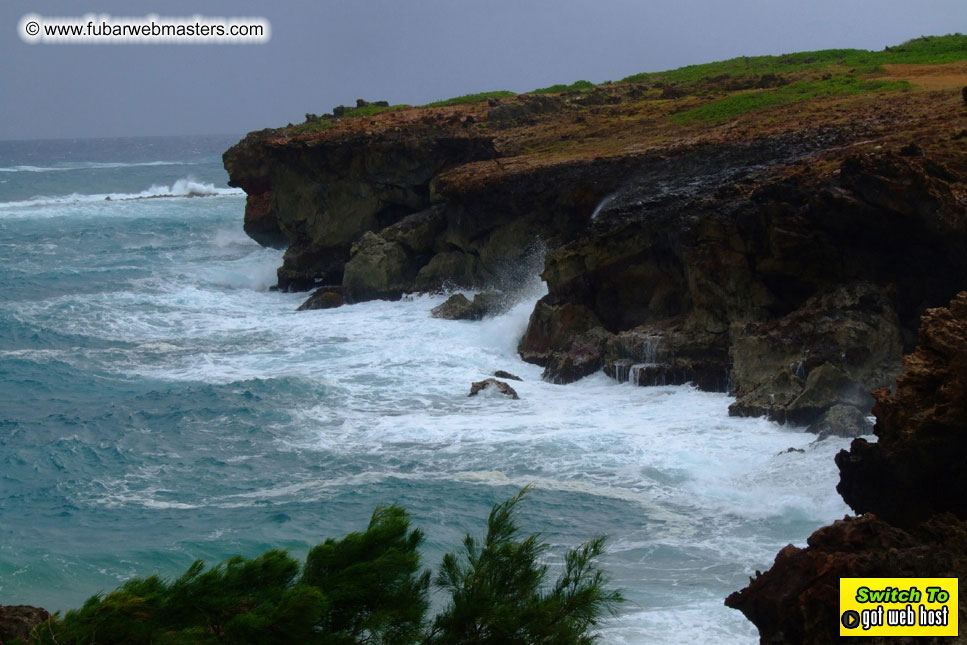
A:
[0,135,858,642]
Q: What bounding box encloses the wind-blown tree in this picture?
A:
[426,487,624,644]
[26,490,622,644]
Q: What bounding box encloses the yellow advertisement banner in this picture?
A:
[840,577,958,637]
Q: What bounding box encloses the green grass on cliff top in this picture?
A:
[291,34,965,131]
[622,33,967,85]
[424,90,517,107]
[673,76,913,123]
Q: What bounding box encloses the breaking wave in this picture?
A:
[0,177,243,209]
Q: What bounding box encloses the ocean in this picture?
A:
[0,134,857,643]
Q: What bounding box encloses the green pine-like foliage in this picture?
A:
[26,489,622,644]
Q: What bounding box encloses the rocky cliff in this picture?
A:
[225,52,967,435]
[725,293,967,643]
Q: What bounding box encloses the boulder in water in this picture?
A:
[469,378,519,399]
[297,287,346,311]
[431,290,512,320]
[431,293,477,319]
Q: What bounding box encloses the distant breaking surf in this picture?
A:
[0,177,244,209]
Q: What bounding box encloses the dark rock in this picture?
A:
[729,283,902,425]
[342,232,413,301]
[726,514,967,645]
[468,378,519,399]
[431,293,477,320]
[603,325,731,392]
[414,251,491,292]
[224,123,497,291]
[898,142,924,156]
[728,293,967,643]
[836,292,967,528]
[493,370,522,381]
[430,290,512,320]
[240,193,285,250]
[373,100,390,107]
[756,73,787,89]
[297,287,346,311]
[333,105,347,117]
[519,300,611,383]
[523,145,967,411]
[806,404,872,440]
[356,99,369,108]
[342,206,449,302]
[487,95,562,124]
[0,605,51,643]
[659,83,687,99]
[470,290,512,317]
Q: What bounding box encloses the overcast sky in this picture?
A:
[1,0,964,140]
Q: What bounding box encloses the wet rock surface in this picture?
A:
[726,514,967,645]
[296,287,346,311]
[836,292,967,528]
[226,91,967,421]
[726,293,967,643]
[468,378,519,399]
[431,291,513,320]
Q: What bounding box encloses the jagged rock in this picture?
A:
[468,378,519,399]
[297,287,345,311]
[806,404,872,440]
[898,142,924,157]
[784,363,874,425]
[836,292,967,528]
[342,232,412,301]
[430,290,512,320]
[493,370,522,381]
[414,251,491,292]
[729,283,902,425]
[471,291,512,317]
[726,514,967,645]
[242,192,286,249]
[519,300,611,383]
[728,293,967,643]
[342,207,448,302]
[431,293,476,319]
[224,126,497,291]
[0,605,50,643]
[487,95,562,124]
[603,325,731,391]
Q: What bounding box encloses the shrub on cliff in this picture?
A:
[426,488,623,644]
[29,490,621,644]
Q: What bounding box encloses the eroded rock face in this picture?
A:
[729,283,902,427]
[0,605,51,643]
[726,293,967,644]
[725,514,967,645]
[520,148,967,413]
[224,127,498,291]
[430,291,513,320]
[342,207,447,302]
[836,292,967,528]
[518,300,611,383]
